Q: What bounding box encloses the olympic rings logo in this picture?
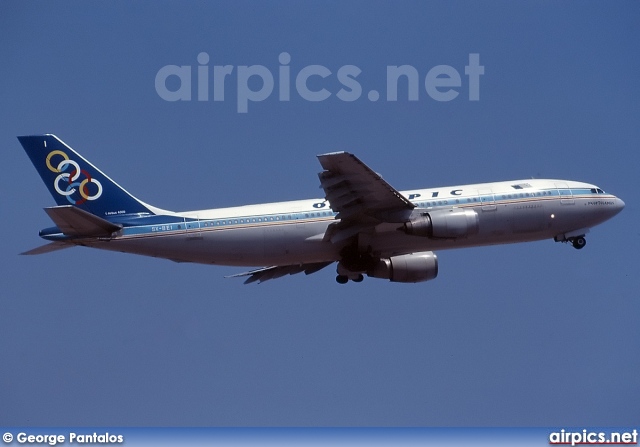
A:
[46,150,103,205]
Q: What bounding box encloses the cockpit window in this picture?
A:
[597,188,605,194]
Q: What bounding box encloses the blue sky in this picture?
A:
[1,1,638,426]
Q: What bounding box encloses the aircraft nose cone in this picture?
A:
[612,197,625,216]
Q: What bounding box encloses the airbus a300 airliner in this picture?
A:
[19,135,624,284]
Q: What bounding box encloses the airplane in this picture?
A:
[18,134,625,284]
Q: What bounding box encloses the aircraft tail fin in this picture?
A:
[18,134,159,219]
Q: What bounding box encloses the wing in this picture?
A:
[226,262,332,284]
[317,152,414,243]
[229,153,414,283]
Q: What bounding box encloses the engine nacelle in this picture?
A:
[368,252,438,283]
[403,209,479,239]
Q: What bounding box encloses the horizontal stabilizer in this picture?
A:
[44,205,122,237]
[21,241,73,255]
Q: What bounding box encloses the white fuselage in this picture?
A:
[82,178,624,267]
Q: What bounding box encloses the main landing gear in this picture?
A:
[334,243,373,284]
[336,274,364,284]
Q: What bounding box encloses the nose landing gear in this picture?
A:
[554,229,589,250]
[554,233,587,250]
[571,236,586,250]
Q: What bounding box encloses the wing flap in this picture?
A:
[44,205,122,237]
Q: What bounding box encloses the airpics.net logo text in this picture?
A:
[155,52,484,113]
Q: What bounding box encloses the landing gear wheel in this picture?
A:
[336,275,349,284]
[572,236,586,250]
[352,274,364,283]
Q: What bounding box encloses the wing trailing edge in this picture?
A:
[226,262,332,284]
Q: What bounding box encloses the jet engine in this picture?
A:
[403,209,479,239]
[368,252,438,283]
